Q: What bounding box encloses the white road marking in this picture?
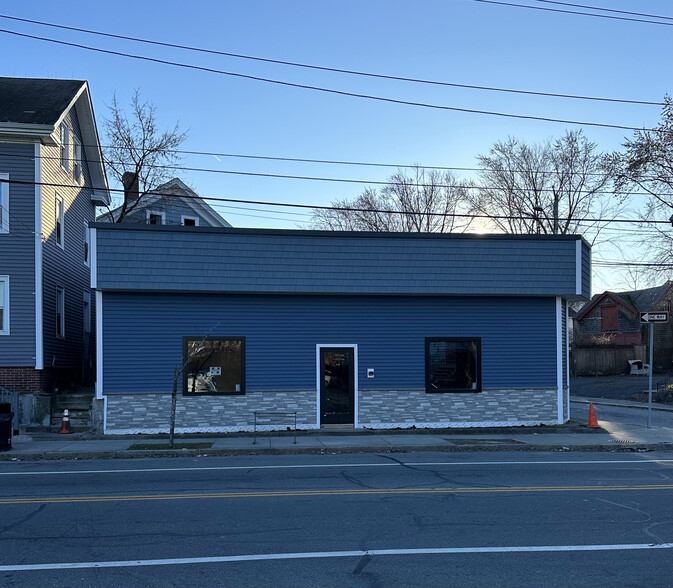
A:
[0,543,671,572]
[0,459,671,476]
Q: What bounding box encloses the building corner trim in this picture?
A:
[556,296,564,424]
[34,142,43,370]
[95,290,103,400]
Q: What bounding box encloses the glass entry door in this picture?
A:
[320,347,355,425]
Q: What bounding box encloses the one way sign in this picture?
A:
[640,312,669,323]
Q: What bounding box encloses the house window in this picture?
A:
[60,123,70,172]
[0,173,8,233]
[56,287,65,338]
[600,304,618,331]
[73,138,82,182]
[147,211,165,225]
[0,276,9,335]
[83,291,91,334]
[183,337,245,395]
[181,216,199,226]
[55,194,64,248]
[83,222,90,266]
[426,337,481,393]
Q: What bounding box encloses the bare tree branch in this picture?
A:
[310,167,470,233]
[103,89,188,222]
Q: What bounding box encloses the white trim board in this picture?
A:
[556,297,564,424]
[96,290,103,400]
[34,143,43,368]
[315,344,359,428]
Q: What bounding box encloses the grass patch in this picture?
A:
[128,442,214,451]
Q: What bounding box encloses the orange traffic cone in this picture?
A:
[587,403,599,428]
[59,409,72,434]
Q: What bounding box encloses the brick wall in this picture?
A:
[0,367,44,394]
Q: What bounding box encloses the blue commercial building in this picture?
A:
[91,224,591,434]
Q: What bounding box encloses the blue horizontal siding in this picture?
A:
[102,293,557,394]
[94,227,588,297]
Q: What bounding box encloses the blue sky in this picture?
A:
[1,0,671,291]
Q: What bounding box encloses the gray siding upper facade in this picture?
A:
[41,107,96,370]
[116,197,217,227]
[93,225,592,298]
[0,142,36,365]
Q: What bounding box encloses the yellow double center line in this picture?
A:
[1,484,671,505]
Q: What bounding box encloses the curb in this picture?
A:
[2,442,671,461]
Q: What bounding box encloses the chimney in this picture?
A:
[122,171,139,203]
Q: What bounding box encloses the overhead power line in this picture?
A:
[472,0,673,26]
[1,176,670,225]
[2,150,667,197]
[0,13,662,106]
[0,27,655,132]
[532,0,672,21]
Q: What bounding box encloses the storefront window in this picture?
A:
[426,338,481,393]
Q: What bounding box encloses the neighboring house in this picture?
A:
[97,178,230,227]
[0,77,109,425]
[574,282,673,372]
[91,225,591,434]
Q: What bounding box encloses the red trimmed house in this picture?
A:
[574,282,673,372]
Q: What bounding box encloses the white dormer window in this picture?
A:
[60,123,70,172]
[181,216,199,226]
[74,138,82,182]
[147,210,165,225]
[0,173,8,233]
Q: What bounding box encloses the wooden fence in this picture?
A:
[571,345,647,377]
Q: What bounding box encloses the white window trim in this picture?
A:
[56,286,65,339]
[315,344,359,428]
[55,193,64,249]
[0,173,8,233]
[181,215,199,226]
[83,221,90,267]
[60,123,70,173]
[83,291,91,334]
[73,137,82,183]
[146,210,166,225]
[0,276,9,335]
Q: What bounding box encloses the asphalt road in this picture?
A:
[0,452,671,587]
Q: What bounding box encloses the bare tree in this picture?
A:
[468,131,617,243]
[608,96,673,269]
[311,168,470,232]
[102,90,188,222]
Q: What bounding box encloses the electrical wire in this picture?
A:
[2,176,670,225]
[0,27,655,132]
[0,150,667,197]
[471,0,673,26]
[0,13,663,106]
[531,0,672,21]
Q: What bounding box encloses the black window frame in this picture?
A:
[182,336,246,396]
[425,337,481,393]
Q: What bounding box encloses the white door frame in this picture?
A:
[316,344,359,428]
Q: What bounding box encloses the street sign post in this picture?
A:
[640,312,669,428]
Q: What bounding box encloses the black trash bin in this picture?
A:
[0,411,13,451]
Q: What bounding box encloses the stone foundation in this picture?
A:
[103,387,562,434]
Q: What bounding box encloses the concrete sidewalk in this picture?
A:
[2,416,671,461]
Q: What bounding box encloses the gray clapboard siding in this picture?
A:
[0,142,36,365]
[41,108,95,369]
[94,226,590,297]
[101,293,557,395]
